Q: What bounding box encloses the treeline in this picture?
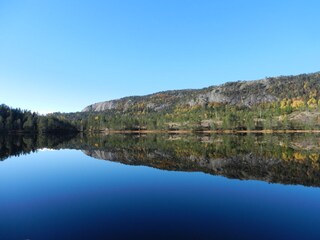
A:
[0,104,78,133]
[55,98,320,132]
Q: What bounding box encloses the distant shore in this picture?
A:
[98,129,320,134]
[3,129,320,135]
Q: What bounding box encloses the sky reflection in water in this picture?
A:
[1,149,320,240]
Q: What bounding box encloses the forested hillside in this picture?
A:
[2,72,320,133]
[59,72,320,132]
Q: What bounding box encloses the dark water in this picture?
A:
[1,134,320,240]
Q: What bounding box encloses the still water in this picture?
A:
[1,134,320,239]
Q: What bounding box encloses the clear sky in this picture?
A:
[1,0,320,113]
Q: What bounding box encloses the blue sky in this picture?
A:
[1,0,319,113]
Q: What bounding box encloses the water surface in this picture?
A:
[1,134,320,239]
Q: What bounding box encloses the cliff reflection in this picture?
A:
[1,133,320,187]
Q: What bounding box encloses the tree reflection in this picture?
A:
[1,133,320,187]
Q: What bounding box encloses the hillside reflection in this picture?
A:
[1,133,320,187]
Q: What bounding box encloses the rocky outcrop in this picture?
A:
[82,100,119,112]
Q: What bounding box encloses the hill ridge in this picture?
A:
[82,71,320,113]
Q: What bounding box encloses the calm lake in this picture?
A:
[1,133,320,240]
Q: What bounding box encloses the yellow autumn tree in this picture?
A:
[291,98,305,109]
[307,97,317,109]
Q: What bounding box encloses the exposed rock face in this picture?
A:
[82,72,320,112]
[187,91,230,106]
[82,100,118,112]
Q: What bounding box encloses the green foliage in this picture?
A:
[0,104,78,133]
[57,99,320,132]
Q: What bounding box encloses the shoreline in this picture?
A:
[98,129,320,134]
[3,129,320,135]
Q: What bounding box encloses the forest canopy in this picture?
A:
[0,104,77,133]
